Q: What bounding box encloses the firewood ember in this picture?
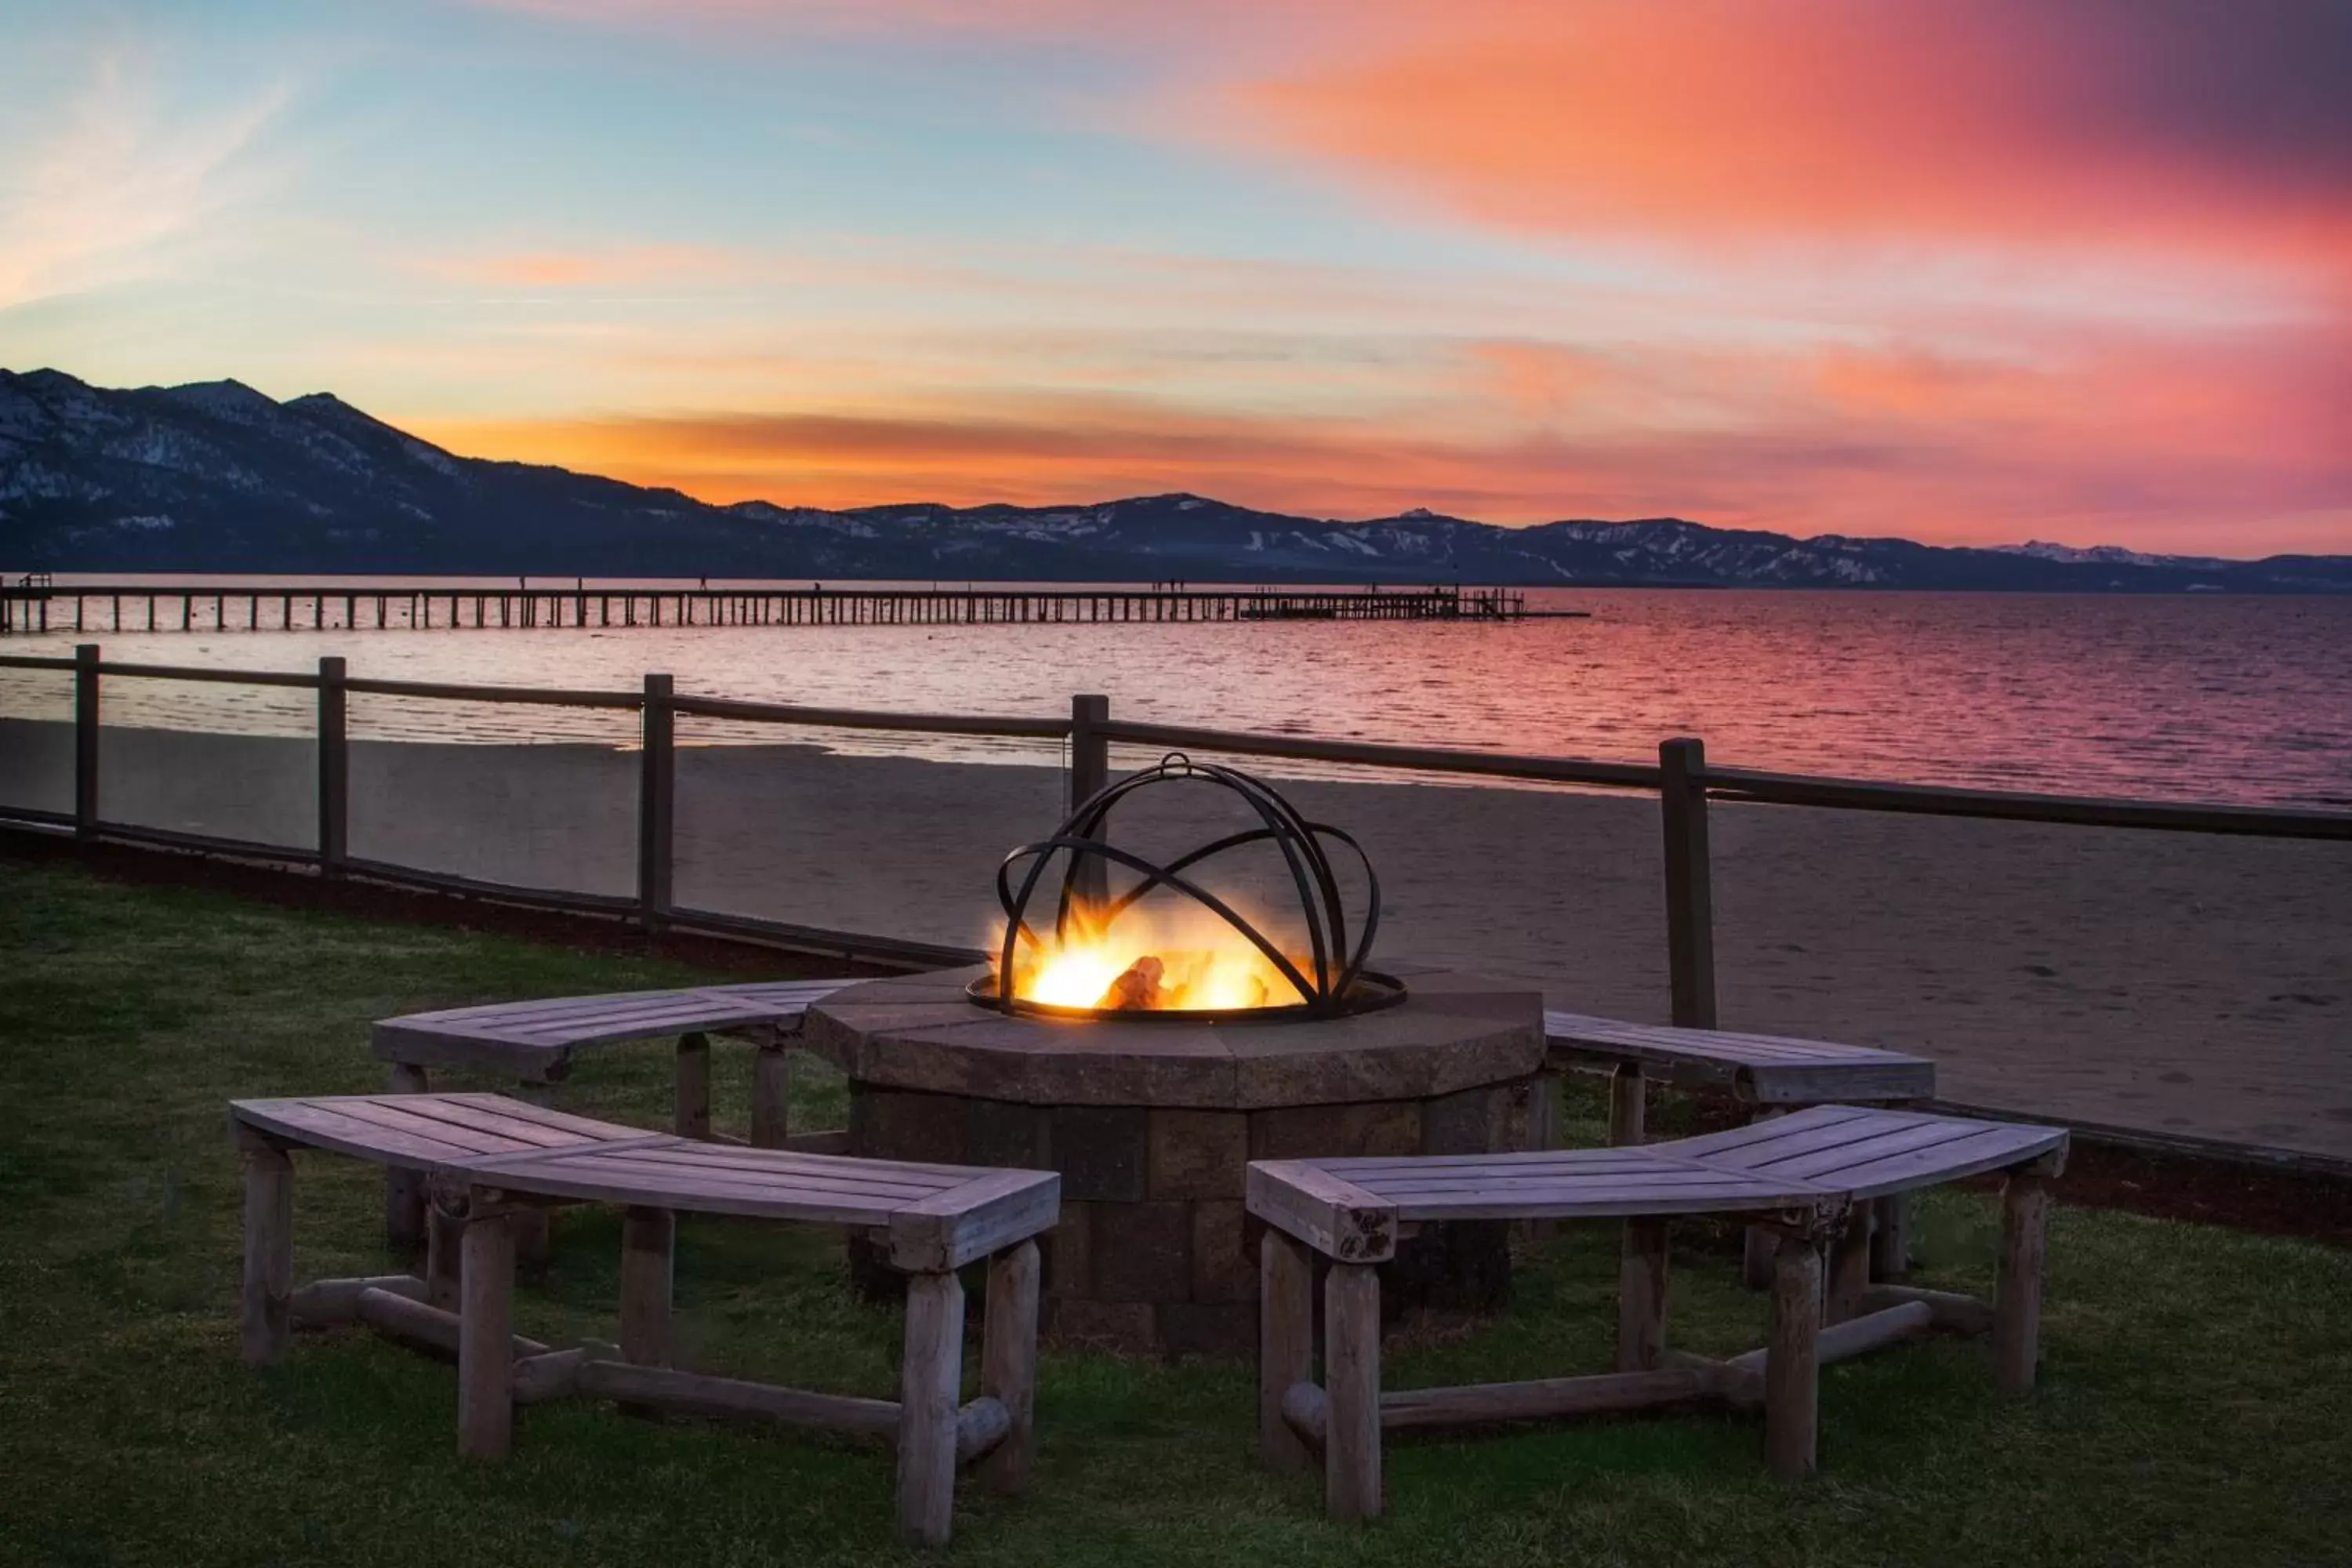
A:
[1100,954,1167,1010]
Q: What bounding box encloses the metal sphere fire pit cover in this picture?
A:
[804,758,1545,1356]
[975,753,1406,1022]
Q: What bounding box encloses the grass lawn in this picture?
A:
[3,855,2350,1566]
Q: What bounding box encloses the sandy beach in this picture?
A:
[5,717,2347,1163]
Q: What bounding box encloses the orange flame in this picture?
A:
[1004,902,1304,1012]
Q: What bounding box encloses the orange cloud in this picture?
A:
[1230,0,2352,262]
[405,310,2352,554]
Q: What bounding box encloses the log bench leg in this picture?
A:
[675,1032,712,1141]
[978,1239,1040,1496]
[1617,1217,1669,1372]
[458,1201,517,1461]
[1324,1262,1382,1523]
[750,1044,791,1149]
[1825,1203,1874,1325]
[620,1207,675,1368]
[1994,1164,2053,1397]
[1606,1062,1646,1147]
[1741,1107,1792,1289]
[898,1269,967,1546]
[1765,1228,1825,1481]
[239,1132,294,1367]
[426,1194,464,1310]
[509,1083,557,1265]
[1258,1229,1315,1472]
[383,1063,429,1250]
[1871,1194,1911,1281]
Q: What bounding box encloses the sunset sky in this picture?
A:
[2,1,2348,554]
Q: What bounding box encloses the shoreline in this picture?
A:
[4,717,2347,1163]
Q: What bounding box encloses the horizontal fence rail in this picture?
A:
[3,647,2349,991]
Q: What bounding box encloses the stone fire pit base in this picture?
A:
[804,964,1548,1357]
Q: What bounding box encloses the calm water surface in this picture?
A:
[4,585,2347,807]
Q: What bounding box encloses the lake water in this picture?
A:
[4,584,2348,807]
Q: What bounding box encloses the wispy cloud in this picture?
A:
[0,45,299,312]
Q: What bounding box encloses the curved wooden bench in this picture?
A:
[232,1091,1057,1547]
[371,978,860,1247]
[1247,1103,2065,1521]
[1544,1010,1940,1279]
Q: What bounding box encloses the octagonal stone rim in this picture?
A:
[804,963,1546,1110]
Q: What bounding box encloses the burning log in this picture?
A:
[1100,955,1167,1011]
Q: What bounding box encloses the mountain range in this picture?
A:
[5,367,2347,592]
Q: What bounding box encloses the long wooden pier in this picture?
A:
[0,581,1533,635]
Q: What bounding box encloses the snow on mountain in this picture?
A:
[2,368,2345,590]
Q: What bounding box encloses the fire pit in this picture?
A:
[804,758,1545,1355]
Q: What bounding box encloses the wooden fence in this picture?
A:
[5,644,2349,996]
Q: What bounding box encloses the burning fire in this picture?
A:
[1004,903,1305,1013]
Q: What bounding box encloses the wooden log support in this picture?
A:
[1729,1299,1932,1379]
[510,1343,615,1405]
[1617,1216,1669,1371]
[1858,1283,1995,1335]
[1323,1262,1383,1523]
[1258,1229,1316,1472]
[1529,1066,1563,1152]
[896,1270,967,1546]
[571,1359,899,1438]
[750,1044,791,1149]
[1381,1368,1712,1433]
[1994,1163,2054,1396]
[354,1284,550,1362]
[238,1134,294,1367]
[1826,1203,1874,1324]
[1279,1381,1328,1449]
[1606,1062,1646,1147]
[1662,1348,1766,1410]
[955,1397,1012,1465]
[673,1033,712,1140]
[976,1240,1040,1495]
[288,1272,426,1328]
[425,1198,463,1309]
[619,1207,675,1369]
[383,1063,430,1250]
[457,1206,517,1461]
[1871,1193,1911,1280]
[1764,1229,1825,1481]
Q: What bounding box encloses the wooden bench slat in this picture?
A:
[235,1100,488,1167]
[542,1149,960,1204]
[1745,1118,1994,1178]
[474,1158,916,1225]
[589,1141,978,1185]
[1322,1150,1670,1178]
[433,1091,666,1142]
[300,1096,568,1156]
[1810,1126,2064,1200]
[347,1094,589,1150]
[1663,1105,1883,1159]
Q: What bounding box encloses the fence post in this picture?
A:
[1069,694,1109,909]
[317,656,347,877]
[74,643,99,836]
[639,673,675,929]
[1658,736,1718,1029]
